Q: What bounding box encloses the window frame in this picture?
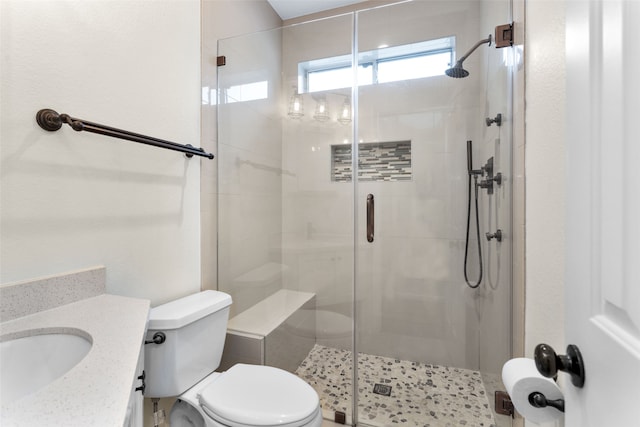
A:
[299,36,455,93]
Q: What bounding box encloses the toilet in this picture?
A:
[144,290,323,427]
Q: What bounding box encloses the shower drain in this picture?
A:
[373,383,392,396]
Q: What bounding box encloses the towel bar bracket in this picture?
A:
[36,108,64,132]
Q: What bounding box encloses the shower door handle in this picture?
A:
[367,194,374,243]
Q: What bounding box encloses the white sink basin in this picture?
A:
[1,330,92,405]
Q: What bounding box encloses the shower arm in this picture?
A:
[456,35,492,64]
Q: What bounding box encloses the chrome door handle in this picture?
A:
[367,194,374,243]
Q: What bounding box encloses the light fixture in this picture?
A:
[337,96,352,124]
[287,87,304,119]
[313,96,330,122]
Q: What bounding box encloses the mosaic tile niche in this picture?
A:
[332,141,412,182]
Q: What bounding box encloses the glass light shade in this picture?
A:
[338,97,352,124]
[313,97,330,122]
[288,90,304,119]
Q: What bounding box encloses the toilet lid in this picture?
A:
[198,364,319,427]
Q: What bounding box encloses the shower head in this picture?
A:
[445,63,469,78]
[445,34,492,78]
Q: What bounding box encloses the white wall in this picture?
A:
[524,1,566,426]
[0,0,201,306]
[524,0,566,372]
[141,2,282,425]
[0,0,282,304]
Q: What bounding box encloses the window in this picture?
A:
[299,36,454,93]
[307,66,372,93]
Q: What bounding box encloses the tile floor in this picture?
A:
[296,345,502,427]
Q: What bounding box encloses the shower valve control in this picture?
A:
[486,113,502,127]
[478,157,503,194]
[481,173,503,186]
[486,229,503,242]
[481,157,494,177]
[479,174,502,193]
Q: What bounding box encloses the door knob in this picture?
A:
[534,343,585,388]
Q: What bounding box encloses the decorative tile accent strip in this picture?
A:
[0,266,106,322]
[332,141,412,182]
[296,344,497,427]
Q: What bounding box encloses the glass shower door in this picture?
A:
[353,1,513,426]
[279,14,356,423]
[217,13,357,424]
[216,1,514,425]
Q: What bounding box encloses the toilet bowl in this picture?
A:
[171,364,322,427]
[143,291,322,427]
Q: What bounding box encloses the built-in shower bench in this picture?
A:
[220,289,316,373]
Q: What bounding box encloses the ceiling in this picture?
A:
[267,0,367,20]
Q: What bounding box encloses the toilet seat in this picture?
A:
[198,364,320,427]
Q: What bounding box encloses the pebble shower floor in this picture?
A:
[295,345,498,427]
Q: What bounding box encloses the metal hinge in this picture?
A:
[495,390,515,417]
[217,56,226,66]
[494,23,514,48]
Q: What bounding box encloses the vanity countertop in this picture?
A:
[0,293,150,426]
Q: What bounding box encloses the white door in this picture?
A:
[565,0,640,426]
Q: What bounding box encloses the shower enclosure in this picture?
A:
[216,1,513,425]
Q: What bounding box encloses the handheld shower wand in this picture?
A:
[464,140,483,289]
[467,140,473,175]
[467,140,483,176]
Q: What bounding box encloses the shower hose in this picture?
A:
[464,174,483,288]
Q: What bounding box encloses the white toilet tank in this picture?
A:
[144,290,232,398]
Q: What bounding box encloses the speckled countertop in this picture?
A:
[0,294,150,426]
